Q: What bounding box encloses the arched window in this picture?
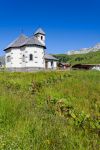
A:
[22,55,25,62]
[41,36,43,40]
[29,54,33,61]
[7,56,11,62]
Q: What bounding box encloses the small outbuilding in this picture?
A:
[72,64,100,71]
[44,54,58,69]
[58,62,71,70]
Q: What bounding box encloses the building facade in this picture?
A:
[4,28,58,71]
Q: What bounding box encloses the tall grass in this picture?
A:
[0,71,100,150]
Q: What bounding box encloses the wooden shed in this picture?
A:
[72,64,100,70]
[58,62,71,70]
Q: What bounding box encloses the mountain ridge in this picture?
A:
[66,43,100,55]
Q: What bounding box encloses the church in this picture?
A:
[4,28,58,71]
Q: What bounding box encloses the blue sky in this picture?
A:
[0,0,100,55]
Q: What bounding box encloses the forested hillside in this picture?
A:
[53,51,100,65]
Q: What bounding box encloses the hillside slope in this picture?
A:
[53,51,100,65]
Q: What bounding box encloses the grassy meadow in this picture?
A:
[0,70,100,150]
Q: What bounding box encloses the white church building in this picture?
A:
[4,28,58,71]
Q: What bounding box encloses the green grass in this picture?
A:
[53,51,100,65]
[0,71,100,150]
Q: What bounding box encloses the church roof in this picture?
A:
[4,33,46,51]
[24,36,45,47]
[34,28,45,35]
[5,34,28,50]
[44,54,58,61]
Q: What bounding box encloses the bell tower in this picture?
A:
[34,28,45,46]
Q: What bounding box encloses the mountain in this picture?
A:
[66,43,100,55]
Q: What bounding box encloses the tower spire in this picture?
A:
[34,28,46,46]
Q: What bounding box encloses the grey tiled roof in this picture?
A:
[24,36,45,47]
[5,34,28,50]
[34,28,45,35]
[4,33,46,50]
[44,54,58,61]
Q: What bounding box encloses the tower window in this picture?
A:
[29,54,33,61]
[41,36,43,40]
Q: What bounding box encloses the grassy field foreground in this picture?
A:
[0,71,100,150]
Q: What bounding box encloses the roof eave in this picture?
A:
[4,44,46,51]
[4,47,12,51]
[34,33,45,36]
[45,58,58,61]
[4,46,21,51]
[23,44,46,49]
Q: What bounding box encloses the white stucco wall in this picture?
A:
[5,46,45,69]
[5,49,12,68]
[5,48,23,68]
[47,61,57,69]
[53,61,57,69]
[47,61,52,69]
[24,46,45,68]
[11,48,22,68]
[5,45,57,70]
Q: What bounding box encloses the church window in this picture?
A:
[22,55,25,62]
[7,56,11,62]
[29,54,33,61]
